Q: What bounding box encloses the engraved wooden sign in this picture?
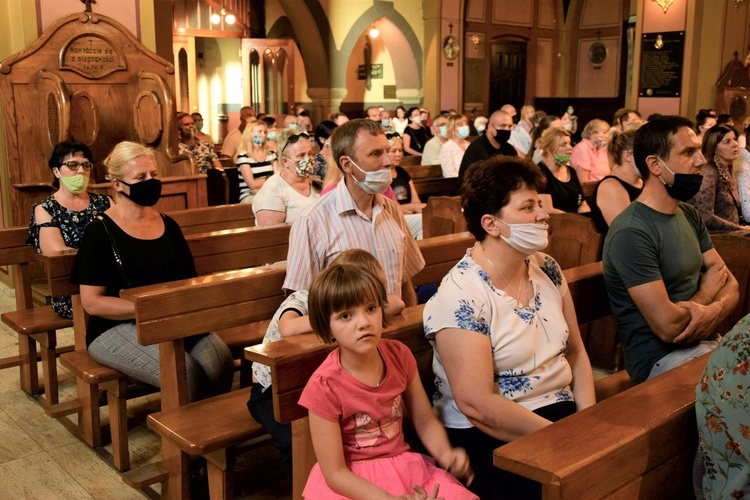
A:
[59,34,126,78]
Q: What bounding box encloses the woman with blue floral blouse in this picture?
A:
[696,312,750,499]
[423,156,595,499]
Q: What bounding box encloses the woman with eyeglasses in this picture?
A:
[439,113,471,178]
[235,119,279,204]
[74,141,233,401]
[252,130,321,226]
[27,141,111,319]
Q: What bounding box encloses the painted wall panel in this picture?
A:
[492,0,533,27]
[576,37,620,97]
[580,0,621,28]
[38,0,139,39]
[539,0,555,29]
[466,0,485,22]
[536,38,553,97]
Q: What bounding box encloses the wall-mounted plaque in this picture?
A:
[357,64,383,80]
[639,31,684,97]
[59,34,126,79]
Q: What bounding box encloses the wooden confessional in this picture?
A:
[0,11,206,229]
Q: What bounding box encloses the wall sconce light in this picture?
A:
[736,0,746,10]
[369,24,379,38]
[653,0,674,13]
[211,7,235,25]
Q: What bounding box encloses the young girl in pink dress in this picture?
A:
[299,254,477,499]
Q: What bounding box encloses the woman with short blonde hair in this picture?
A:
[75,141,234,401]
[439,113,471,178]
[570,118,611,183]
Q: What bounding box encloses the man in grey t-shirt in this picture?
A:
[603,116,738,383]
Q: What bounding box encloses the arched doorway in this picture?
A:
[489,38,527,113]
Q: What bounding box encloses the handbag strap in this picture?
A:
[96,215,132,289]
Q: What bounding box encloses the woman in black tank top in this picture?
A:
[590,129,643,234]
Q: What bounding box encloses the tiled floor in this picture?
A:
[0,282,291,499]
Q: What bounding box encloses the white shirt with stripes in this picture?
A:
[283,178,425,296]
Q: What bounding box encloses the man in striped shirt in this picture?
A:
[284,119,425,306]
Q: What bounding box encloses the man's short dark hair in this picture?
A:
[633,115,694,179]
[330,119,384,171]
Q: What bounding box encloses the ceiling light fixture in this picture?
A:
[369,24,379,38]
[211,6,235,26]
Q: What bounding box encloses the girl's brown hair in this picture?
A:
[308,250,390,344]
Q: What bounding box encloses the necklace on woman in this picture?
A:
[480,244,526,308]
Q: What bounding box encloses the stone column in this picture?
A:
[307,87,348,124]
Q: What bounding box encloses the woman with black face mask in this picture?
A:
[73,141,234,402]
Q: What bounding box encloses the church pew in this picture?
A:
[493,353,709,499]
[711,234,750,334]
[38,224,291,471]
[401,164,459,201]
[422,196,466,238]
[122,265,287,498]
[117,232,474,498]
[245,260,630,498]
[165,203,254,235]
[0,204,258,406]
[399,155,422,167]
[0,227,73,407]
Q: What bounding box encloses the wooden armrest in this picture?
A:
[493,354,710,497]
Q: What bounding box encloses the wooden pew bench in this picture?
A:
[402,164,459,201]
[39,224,291,471]
[0,227,74,406]
[711,234,750,333]
[122,265,288,498]
[245,261,631,498]
[422,196,466,238]
[493,353,709,498]
[119,232,476,498]
[165,203,254,235]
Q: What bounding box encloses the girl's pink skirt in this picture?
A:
[302,451,478,499]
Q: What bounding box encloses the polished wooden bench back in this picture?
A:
[494,353,709,499]
[544,213,603,270]
[401,164,459,201]
[42,224,291,299]
[185,224,290,275]
[412,232,474,287]
[399,155,422,167]
[712,234,750,334]
[422,196,466,238]
[165,203,254,235]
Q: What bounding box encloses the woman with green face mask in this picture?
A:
[27,141,111,319]
[537,127,590,214]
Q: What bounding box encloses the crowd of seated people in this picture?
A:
[13,102,750,500]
